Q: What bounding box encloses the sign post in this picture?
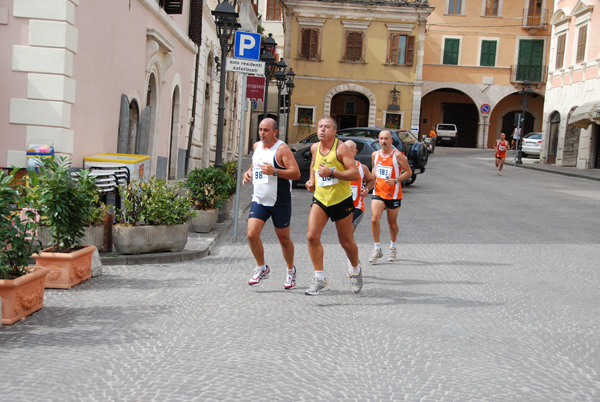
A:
[231,31,264,243]
[480,104,490,149]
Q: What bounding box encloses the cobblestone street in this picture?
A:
[1,148,599,401]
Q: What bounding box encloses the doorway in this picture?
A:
[547,111,560,164]
[331,92,369,129]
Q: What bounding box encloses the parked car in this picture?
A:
[292,137,382,187]
[290,127,428,186]
[435,123,458,146]
[336,127,428,184]
[521,132,542,157]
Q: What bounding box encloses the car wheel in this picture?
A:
[404,174,417,186]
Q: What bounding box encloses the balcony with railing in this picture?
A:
[511,64,548,84]
[522,8,549,29]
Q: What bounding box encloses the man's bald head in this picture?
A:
[345,140,357,156]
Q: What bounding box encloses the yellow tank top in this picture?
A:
[314,139,352,206]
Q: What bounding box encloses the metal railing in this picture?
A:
[511,65,548,84]
[522,8,549,28]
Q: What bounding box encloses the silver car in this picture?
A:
[521,132,542,157]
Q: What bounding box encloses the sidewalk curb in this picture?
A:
[517,163,600,182]
[100,203,250,266]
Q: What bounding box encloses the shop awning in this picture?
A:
[568,100,600,129]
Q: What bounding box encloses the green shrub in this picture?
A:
[0,169,42,279]
[186,167,233,210]
[117,176,194,226]
[221,160,238,197]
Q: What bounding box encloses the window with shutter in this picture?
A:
[160,0,183,14]
[344,31,363,62]
[576,25,587,63]
[387,34,414,66]
[480,40,497,66]
[443,38,460,65]
[484,0,499,16]
[266,0,282,21]
[300,28,320,60]
[555,34,565,69]
[188,0,202,46]
[448,0,462,15]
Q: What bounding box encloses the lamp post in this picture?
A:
[212,0,239,169]
[275,59,288,126]
[284,69,295,144]
[259,33,278,139]
[515,80,533,165]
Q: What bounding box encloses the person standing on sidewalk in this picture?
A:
[495,132,510,176]
[369,130,412,263]
[242,118,300,289]
[344,140,375,230]
[304,117,363,296]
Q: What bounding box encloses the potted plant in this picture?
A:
[113,176,194,254]
[186,166,233,233]
[0,169,50,324]
[219,160,238,221]
[30,157,98,289]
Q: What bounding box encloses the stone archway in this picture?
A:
[324,84,376,127]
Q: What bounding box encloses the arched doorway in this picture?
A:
[421,88,479,148]
[564,107,580,167]
[128,99,140,154]
[331,92,369,129]
[547,111,560,164]
[502,111,534,142]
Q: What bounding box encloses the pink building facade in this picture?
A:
[0,0,256,178]
[542,0,600,168]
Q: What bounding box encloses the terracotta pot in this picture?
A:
[190,208,218,233]
[33,245,96,289]
[113,223,189,255]
[0,267,50,325]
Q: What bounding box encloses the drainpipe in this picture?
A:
[185,49,201,175]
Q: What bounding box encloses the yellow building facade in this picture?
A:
[421,0,553,149]
[281,1,433,144]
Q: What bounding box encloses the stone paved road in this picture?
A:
[1,148,599,401]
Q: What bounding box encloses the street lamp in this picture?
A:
[212,0,240,169]
[259,33,278,139]
[284,69,295,144]
[515,79,533,165]
[275,59,288,126]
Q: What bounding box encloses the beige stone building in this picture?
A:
[279,0,433,144]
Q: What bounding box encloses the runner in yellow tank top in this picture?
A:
[304,117,363,296]
[313,138,351,206]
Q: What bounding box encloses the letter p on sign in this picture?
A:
[234,31,262,61]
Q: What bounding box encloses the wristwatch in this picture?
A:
[394,178,399,184]
[329,170,335,179]
[273,168,278,177]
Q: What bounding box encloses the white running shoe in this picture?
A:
[368,248,383,263]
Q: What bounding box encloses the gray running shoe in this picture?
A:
[388,247,397,262]
[305,277,328,296]
[349,266,363,294]
[368,248,383,263]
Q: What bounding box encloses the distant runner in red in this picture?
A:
[495,132,510,176]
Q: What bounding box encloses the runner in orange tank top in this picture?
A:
[495,132,510,176]
[344,140,374,230]
[369,130,412,264]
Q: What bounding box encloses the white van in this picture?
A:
[435,123,458,146]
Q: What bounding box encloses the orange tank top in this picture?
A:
[350,160,365,211]
[373,149,402,200]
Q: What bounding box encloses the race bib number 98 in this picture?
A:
[252,165,268,184]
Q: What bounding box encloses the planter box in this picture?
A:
[0,267,50,324]
[37,226,104,250]
[113,223,188,255]
[218,196,234,223]
[33,245,96,289]
[190,209,218,233]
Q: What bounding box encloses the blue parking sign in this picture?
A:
[234,31,262,61]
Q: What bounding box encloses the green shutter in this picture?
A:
[517,40,543,81]
[480,40,496,67]
[443,38,459,65]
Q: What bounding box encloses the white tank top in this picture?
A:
[251,140,290,207]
